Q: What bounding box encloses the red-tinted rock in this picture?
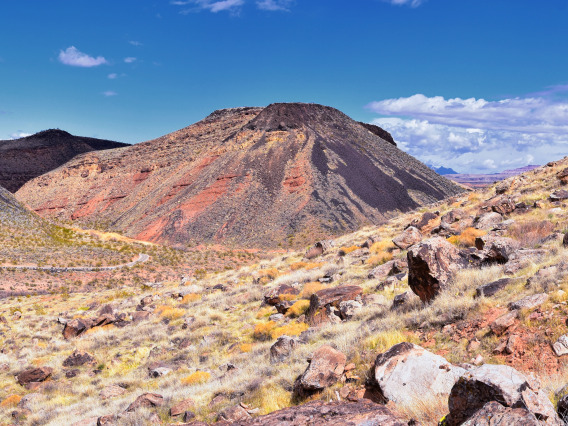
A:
[125,393,164,412]
[63,350,95,367]
[392,226,422,250]
[297,345,346,392]
[218,405,251,422]
[63,318,94,339]
[264,285,299,306]
[171,398,195,417]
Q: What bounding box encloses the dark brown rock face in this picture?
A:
[306,286,363,326]
[392,226,422,250]
[17,367,53,387]
[63,318,95,339]
[17,103,464,248]
[473,235,520,265]
[231,400,407,425]
[264,285,299,306]
[62,350,95,367]
[407,237,468,302]
[0,129,127,192]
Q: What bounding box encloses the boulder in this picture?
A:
[16,367,53,387]
[239,400,407,425]
[306,286,363,326]
[473,235,520,265]
[391,291,419,311]
[125,393,164,412]
[63,318,94,339]
[446,364,561,425]
[270,336,299,362]
[407,237,468,302]
[218,405,251,422]
[490,311,518,335]
[408,211,440,233]
[367,259,407,280]
[392,226,422,250]
[62,350,95,368]
[264,285,299,306]
[100,384,127,400]
[474,212,503,230]
[297,345,346,392]
[96,415,116,426]
[550,189,568,202]
[475,278,512,298]
[495,179,513,194]
[552,335,568,357]
[460,401,541,425]
[132,311,151,322]
[504,249,547,275]
[441,209,466,224]
[557,167,568,185]
[149,367,172,378]
[509,293,548,311]
[372,342,465,406]
[558,393,568,421]
[305,240,334,260]
[170,398,195,417]
[338,300,362,319]
[485,195,516,215]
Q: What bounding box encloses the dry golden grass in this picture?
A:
[290,261,323,271]
[253,321,277,341]
[154,305,185,320]
[366,251,393,266]
[299,282,325,298]
[0,394,21,408]
[181,371,211,386]
[447,227,486,248]
[181,293,201,303]
[507,220,556,247]
[286,300,310,318]
[270,322,309,340]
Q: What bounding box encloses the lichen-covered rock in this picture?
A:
[125,393,164,412]
[297,345,346,393]
[372,342,465,406]
[306,286,362,326]
[270,336,298,362]
[392,226,422,250]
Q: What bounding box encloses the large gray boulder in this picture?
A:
[446,364,561,425]
[372,342,465,406]
[392,226,422,250]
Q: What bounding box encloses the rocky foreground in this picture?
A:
[4,158,568,424]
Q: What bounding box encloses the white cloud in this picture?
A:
[102,91,117,97]
[368,89,568,174]
[129,41,143,46]
[384,0,424,7]
[172,0,244,13]
[9,131,31,140]
[58,46,107,68]
[108,73,118,79]
[257,0,293,11]
[124,57,137,63]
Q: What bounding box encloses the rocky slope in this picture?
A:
[4,157,568,424]
[0,129,128,192]
[17,103,463,248]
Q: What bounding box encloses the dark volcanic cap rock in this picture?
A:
[17,103,464,248]
[0,129,128,192]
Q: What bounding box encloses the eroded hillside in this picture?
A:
[17,103,463,248]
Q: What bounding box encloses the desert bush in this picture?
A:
[447,227,486,248]
[286,300,310,318]
[299,282,324,298]
[366,251,393,266]
[181,371,211,386]
[0,394,21,407]
[253,321,277,341]
[339,245,359,255]
[370,240,395,254]
[270,322,309,339]
[154,305,185,320]
[181,293,201,304]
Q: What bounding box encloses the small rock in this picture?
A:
[170,398,194,417]
[392,226,422,250]
[125,393,164,412]
[550,189,568,202]
[100,384,127,400]
[475,278,512,298]
[149,367,172,378]
[63,350,96,368]
[297,345,346,393]
[269,313,284,321]
[490,310,518,335]
[553,335,568,357]
[218,405,251,422]
[474,212,503,230]
[16,367,53,387]
[509,293,548,311]
[270,335,299,362]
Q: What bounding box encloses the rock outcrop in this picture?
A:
[296,345,346,394]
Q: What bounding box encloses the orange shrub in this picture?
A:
[154,305,185,320]
[181,293,201,304]
[370,240,395,254]
[240,343,253,353]
[339,246,359,255]
[271,322,309,339]
[447,227,486,248]
[299,282,324,298]
[290,262,323,271]
[286,300,310,318]
[0,395,21,408]
[256,306,275,319]
[366,251,394,266]
[181,371,211,386]
[253,321,277,341]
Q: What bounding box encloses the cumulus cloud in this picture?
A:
[124,57,137,63]
[9,131,31,140]
[129,40,143,46]
[257,0,293,11]
[108,73,118,79]
[172,0,244,13]
[58,46,107,67]
[102,91,117,97]
[368,89,568,173]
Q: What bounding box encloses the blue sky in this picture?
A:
[1,0,567,173]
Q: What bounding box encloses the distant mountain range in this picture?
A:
[429,166,459,175]
[0,129,128,192]
[16,103,464,248]
[443,165,541,188]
